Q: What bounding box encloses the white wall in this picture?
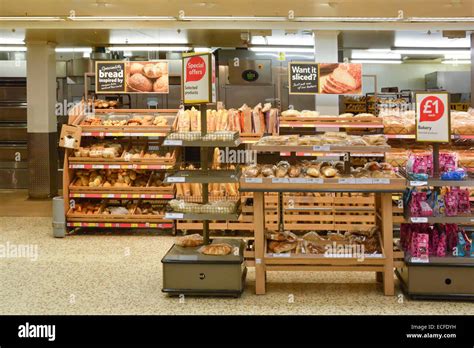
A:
[361,63,470,94]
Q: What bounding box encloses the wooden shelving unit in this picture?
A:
[62,104,179,233]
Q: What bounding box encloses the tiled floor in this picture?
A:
[0,212,473,314]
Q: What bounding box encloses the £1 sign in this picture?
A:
[416,93,450,143]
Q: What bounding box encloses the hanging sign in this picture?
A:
[182,52,216,104]
[288,62,319,94]
[289,62,362,95]
[96,61,169,94]
[415,92,450,143]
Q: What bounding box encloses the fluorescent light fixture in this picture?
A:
[409,17,474,22]
[0,16,64,21]
[351,50,401,60]
[393,48,469,55]
[351,59,402,64]
[250,46,314,53]
[0,46,27,52]
[55,47,93,53]
[297,16,401,22]
[194,47,212,52]
[108,46,191,52]
[442,59,471,64]
[181,16,287,21]
[68,16,175,21]
[255,53,314,59]
[251,31,314,46]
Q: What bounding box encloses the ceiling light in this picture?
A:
[393,48,469,55]
[351,59,402,64]
[351,50,401,60]
[69,16,176,21]
[55,47,93,53]
[250,46,314,53]
[297,16,401,22]
[108,46,191,52]
[442,59,471,64]
[409,17,474,22]
[0,16,64,21]
[194,47,212,52]
[0,46,27,52]
[182,16,287,21]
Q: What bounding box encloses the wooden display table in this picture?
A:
[240,178,406,296]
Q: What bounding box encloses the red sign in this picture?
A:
[419,96,445,122]
[186,56,206,82]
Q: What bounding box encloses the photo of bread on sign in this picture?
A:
[319,63,362,95]
[124,61,169,94]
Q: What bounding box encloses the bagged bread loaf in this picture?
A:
[175,233,204,247]
[200,243,233,255]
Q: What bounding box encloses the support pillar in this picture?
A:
[314,31,340,115]
[471,33,474,107]
[26,41,58,198]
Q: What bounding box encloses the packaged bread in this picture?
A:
[200,243,233,255]
[266,231,297,242]
[268,241,297,254]
[175,233,204,247]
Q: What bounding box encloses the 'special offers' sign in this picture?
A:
[182,52,216,104]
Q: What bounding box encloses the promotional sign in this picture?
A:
[288,62,319,94]
[415,92,450,143]
[95,61,169,94]
[182,52,216,104]
[289,62,362,95]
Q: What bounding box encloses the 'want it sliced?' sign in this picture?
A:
[289,62,319,94]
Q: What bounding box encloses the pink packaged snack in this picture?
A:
[411,233,429,262]
[457,188,471,214]
[407,152,433,176]
[409,191,433,217]
[439,151,458,173]
[444,189,458,217]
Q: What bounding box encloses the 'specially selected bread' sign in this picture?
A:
[96,61,169,94]
[289,62,362,95]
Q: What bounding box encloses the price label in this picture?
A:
[306,178,324,184]
[272,253,291,258]
[410,181,428,187]
[313,145,330,152]
[272,178,289,183]
[167,177,186,183]
[163,139,183,146]
[244,178,263,184]
[316,127,338,133]
[373,178,390,184]
[165,213,184,219]
[289,178,307,184]
[338,178,356,184]
[411,217,428,223]
[92,164,103,169]
[410,256,429,263]
[355,178,373,184]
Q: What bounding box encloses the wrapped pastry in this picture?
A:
[175,233,203,247]
[275,161,290,178]
[268,241,297,254]
[200,243,233,256]
[261,165,276,177]
[321,166,337,178]
[305,241,326,254]
[243,165,260,178]
[302,231,326,242]
[266,231,297,242]
[306,167,320,178]
[288,165,301,178]
[362,134,387,146]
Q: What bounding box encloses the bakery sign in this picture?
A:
[95,61,169,94]
[289,62,362,95]
[415,92,450,143]
[182,52,216,104]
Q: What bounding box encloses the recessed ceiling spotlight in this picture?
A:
[196,2,216,8]
[93,0,111,8]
